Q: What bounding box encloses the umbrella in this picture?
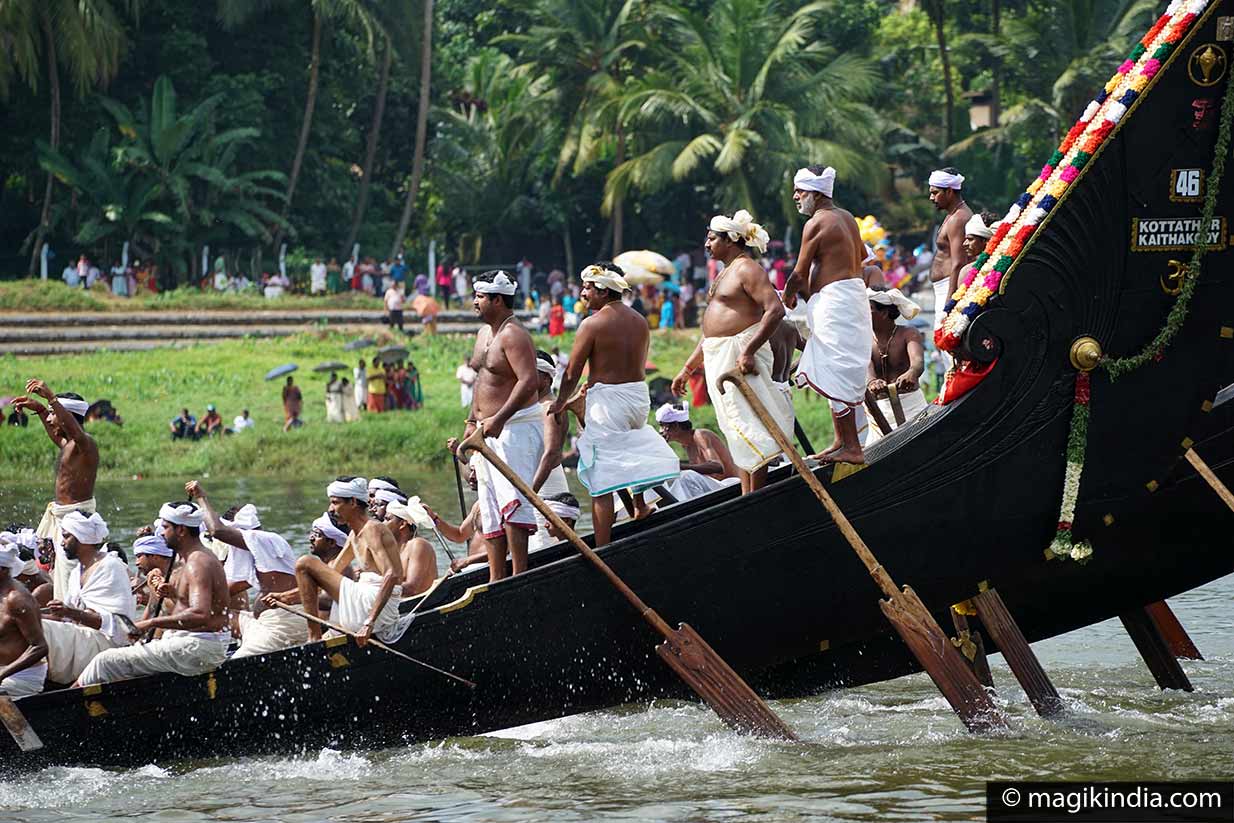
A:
[264,363,298,381]
[313,361,348,373]
[377,345,409,364]
[615,250,674,276]
[343,338,374,351]
[622,268,666,287]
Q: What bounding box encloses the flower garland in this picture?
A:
[934,0,1212,353]
[1044,373,1094,562]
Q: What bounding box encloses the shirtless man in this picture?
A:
[0,544,49,698]
[292,477,403,646]
[11,379,99,600]
[671,211,791,493]
[962,211,997,263]
[459,270,543,580]
[529,351,571,551]
[783,165,874,465]
[865,288,927,444]
[77,501,230,685]
[186,482,304,659]
[384,500,438,596]
[260,512,354,615]
[927,167,973,341]
[656,405,740,480]
[550,264,680,546]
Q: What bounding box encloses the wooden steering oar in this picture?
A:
[886,383,907,426]
[458,425,796,741]
[864,391,893,437]
[717,369,1005,733]
[271,601,475,688]
[143,551,177,644]
[0,692,41,752]
[452,451,469,520]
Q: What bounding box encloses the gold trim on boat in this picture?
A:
[438,584,489,614]
[324,634,348,648]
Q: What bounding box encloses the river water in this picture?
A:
[1,476,1231,821]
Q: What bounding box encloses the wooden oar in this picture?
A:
[143,551,177,644]
[886,384,907,426]
[1184,447,1234,514]
[271,601,475,688]
[0,693,42,752]
[864,390,893,437]
[452,452,468,520]
[717,369,1006,733]
[458,425,797,740]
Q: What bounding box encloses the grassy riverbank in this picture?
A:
[1,328,840,483]
[0,279,382,313]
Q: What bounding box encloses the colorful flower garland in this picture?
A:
[1044,372,1094,562]
[934,0,1212,353]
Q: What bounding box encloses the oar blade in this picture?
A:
[655,622,797,741]
[0,694,43,752]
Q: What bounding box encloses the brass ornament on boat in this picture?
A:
[1069,337,1103,372]
[1162,259,1190,295]
[1188,43,1228,87]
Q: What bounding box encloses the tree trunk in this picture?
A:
[272,10,323,254]
[563,218,575,277]
[930,1,956,146]
[990,0,1002,128]
[28,12,62,277]
[342,37,393,260]
[390,0,435,258]
[612,127,625,255]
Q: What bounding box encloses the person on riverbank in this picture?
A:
[366,361,386,414]
[282,376,302,432]
[170,408,198,440]
[456,360,477,408]
[463,270,544,581]
[77,502,230,686]
[384,282,406,332]
[0,543,48,698]
[326,372,344,423]
[384,499,438,596]
[196,404,223,438]
[550,264,680,546]
[11,380,99,602]
[353,359,369,412]
[233,409,254,433]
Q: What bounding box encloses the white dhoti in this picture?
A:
[36,497,97,600]
[865,387,929,445]
[342,391,360,422]
[42,620,122,684]
[703,326,795,472]
[334,572,402,642]
[232,607,311,659]
[529,464,570,552]
[576,382,680,496]
[77,630,230,686]
[932,280,954,370]
[794,279,872,414]
[326,392,344,423]
[0,662,47,698]
[647,469,740,506]
[474,404,544,539]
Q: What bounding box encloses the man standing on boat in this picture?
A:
[0,542,49,698]
[10,379,98,601]
[927,168,972,365]
[460,270,543,580]
[783,165,873,465]
[550,264,680,545]
[670,211,793,494]
[185,483,305,659]
[77,502,231,686]
[865,288,927,444]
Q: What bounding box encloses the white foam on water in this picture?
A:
[193,747,374,783]
[0,766,128,810]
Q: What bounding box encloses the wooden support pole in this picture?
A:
[951,606,995,689]
[1184,447,1234,514]
[1145,601,1204,660]
[1119,607,1195,691]
[973,588,1064,717]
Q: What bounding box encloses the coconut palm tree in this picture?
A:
[389,0,434,258]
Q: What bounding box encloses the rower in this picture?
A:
[2,529,50,603]
[368,477,401,511]
[963,211,996,263]
[292,477,402,646]
[654,403,743,504]
[77,501,230,686]
[540,493,580,542]
[185,482,304,659]
[927,168,972,370]
[384,499,439,595]
[261,513,354,615]
[865,287,926,444]
[40,511,137,685]
[550,264,680,545]
[530,350,571,551]
[370,486,407,520]
[132,529,174,614]
[0,543,49,698]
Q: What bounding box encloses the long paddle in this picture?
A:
[458,425,797,740]
[452,452,468,520]
[271,601,475,689]
[143,551,177,644]
[886,383,907,426]
[0,693,41,752]
[717,369,1006,733]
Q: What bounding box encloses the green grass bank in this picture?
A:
[0,278,383,313]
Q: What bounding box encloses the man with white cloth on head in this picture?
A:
[77,502,230,686]
[292,477,403,645]
[652,403,742,505]
[865,288,927,445]
[926,168,972,369]
[41,511,136,684]
[551,264,680,545]
[0,543,49,698]
[458,270,544,581]
[670,211,794,494]
[184,482,306,659]
[529,351,572,551]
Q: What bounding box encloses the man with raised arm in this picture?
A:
[11,379,99,600]
[185,482,304,659]
[0,543,48,698]
[292,477,402,646]
[927,167,973,356]
[459,270,544,580]
[783,165,874,465]
[549,264,680,546]
[77,501,230,686]
[670,211,793,494]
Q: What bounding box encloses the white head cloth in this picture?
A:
[328,477,369,500]
[133,534,173,557]
[159,502,205,528]
[386,498,435,531]
[580,264,629,293]
[655,403,689,424]
[373,488,407,506]
[311,514,348,548]
[867,288,922,320]
[57,396,90,417]
[793,167,835,197]
[61,511,109,545]
[546,498,581,521]
[709,210,770,255]
[928,169,965,190]
[222,503,261,530]
[367,478,398,494]
[0,529,37,551]
[964,213,993,239]
[535,356,556,376]
[473,272,518,295]
[0,545,23,577]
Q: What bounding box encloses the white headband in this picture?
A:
[867,288,921,320]
[793,167,835,197]
[311,514,348,548]
[328,477,369,501]
[133,534,173,557]
[964,214,993,239]
[709,210,770,255]
[373,488,407,506]
[535,357,556,376]
[655,403,689,424]
[546,498,580,521]
[60,511,109,545]
[222,503,261,531]
[0,545,23,577]
[0,529,37,551]
[159,502,204,528]
[580,265,629,294]
[928,170,964,190]
[386,497,435,531]
[57,396,90,417]
[367,478,398,493]
[473,272,518,295]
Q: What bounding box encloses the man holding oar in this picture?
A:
[0,543,49,698]
[865,288,927,444]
